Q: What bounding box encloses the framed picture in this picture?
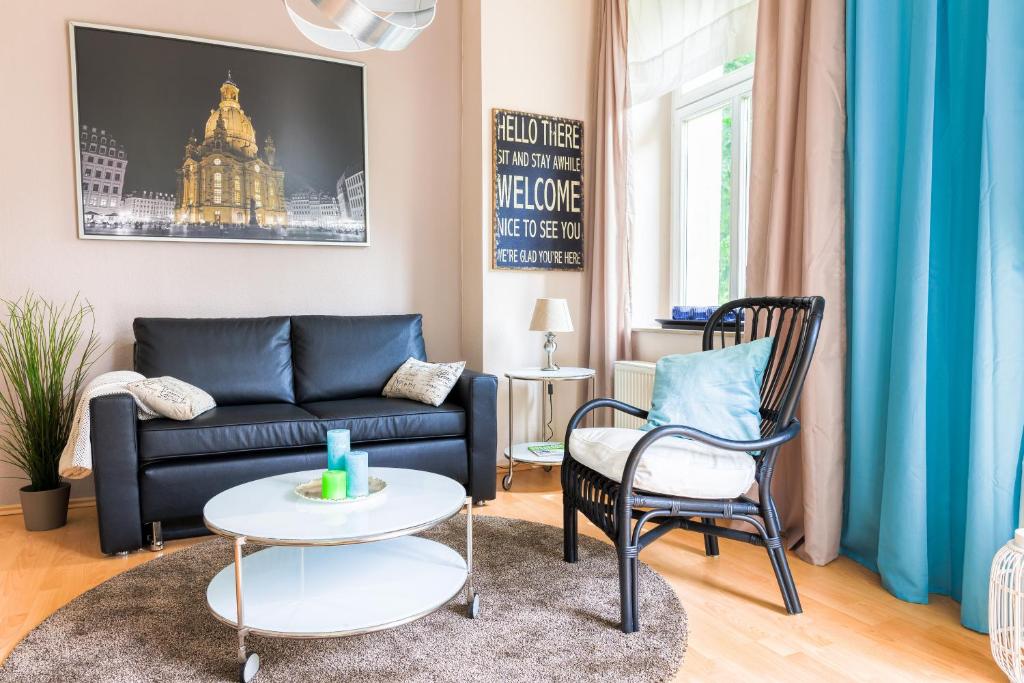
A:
[69,22,369,246]
[492,108,584,271]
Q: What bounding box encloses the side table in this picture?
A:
[502,367,595,491]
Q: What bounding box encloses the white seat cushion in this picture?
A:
[568,428,756,499]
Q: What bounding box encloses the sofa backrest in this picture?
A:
[133,317,295,405]
[290,314,426,403]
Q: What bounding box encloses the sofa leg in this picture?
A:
[148,521,164,552]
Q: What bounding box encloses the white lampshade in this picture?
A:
[529,298,574,332]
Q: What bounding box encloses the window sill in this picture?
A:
[632,326,704,336]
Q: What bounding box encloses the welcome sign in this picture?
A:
[492,109,584,271]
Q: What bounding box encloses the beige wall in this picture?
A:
[461,0,597,453]
[0,1,463,504]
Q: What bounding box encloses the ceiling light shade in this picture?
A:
[284,0,437,52]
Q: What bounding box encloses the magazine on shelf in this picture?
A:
[528,442,564,457]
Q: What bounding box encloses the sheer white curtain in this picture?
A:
[628,0,758,105]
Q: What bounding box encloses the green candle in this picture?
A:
[321,469,347,500]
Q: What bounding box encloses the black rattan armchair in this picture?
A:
[562,296,824,633]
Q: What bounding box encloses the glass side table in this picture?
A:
[502,367,596,491]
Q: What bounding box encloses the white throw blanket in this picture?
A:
[58,371,159,479]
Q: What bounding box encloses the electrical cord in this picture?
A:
[544,381,555,441]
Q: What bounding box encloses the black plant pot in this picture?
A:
[19,483,71,531]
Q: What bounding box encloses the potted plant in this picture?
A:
[0,293,103,531]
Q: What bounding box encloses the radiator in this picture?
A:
[612,361,656,428]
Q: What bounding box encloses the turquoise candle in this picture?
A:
[346,450,369,498]
[327,429,351,471]
[321,469,347,500]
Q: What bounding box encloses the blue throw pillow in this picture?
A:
[642,337,774,442]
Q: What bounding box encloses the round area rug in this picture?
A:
[0,516,686,682]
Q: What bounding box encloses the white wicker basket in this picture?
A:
[991,529,1024,681]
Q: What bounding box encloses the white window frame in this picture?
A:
[670,63,754,307]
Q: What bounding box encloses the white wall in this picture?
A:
[630,92,673,328]
[461,0,597,453]
[0,1,463,504]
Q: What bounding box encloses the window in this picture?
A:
[671,56,754,307]
[104,172,111,180]
[115,173,120,181]
[92,183,99,191]
[84,168,92,177]
[213,172,222,204]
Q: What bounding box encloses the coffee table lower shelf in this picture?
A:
[207,537,468,638]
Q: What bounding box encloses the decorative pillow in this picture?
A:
[127,376,216,421]
[382,357,466,407]
[642,337,774,442]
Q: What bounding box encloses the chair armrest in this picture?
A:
[90,394,143,554]
[617,419,802,501]
[450,369,498,502]
[565,398,650,438]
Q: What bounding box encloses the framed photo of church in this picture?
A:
[69,23,369,246]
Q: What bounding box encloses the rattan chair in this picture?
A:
[562,296,824,633]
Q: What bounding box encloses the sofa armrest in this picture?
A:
[90,394,143,554]
[451,369,498,502]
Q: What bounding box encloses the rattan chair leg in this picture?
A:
[701,517,720,556]
[630,556,641,629]
[618,546,637,633]
[563,501,579,563]
[766,542,803,614]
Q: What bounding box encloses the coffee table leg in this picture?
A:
[465,497,480,618]
[234,536,260,682]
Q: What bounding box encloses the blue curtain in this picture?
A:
[844,0,1024,633]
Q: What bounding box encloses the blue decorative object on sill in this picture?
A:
[662,306,745,329]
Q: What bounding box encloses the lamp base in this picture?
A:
[541,332,560,371]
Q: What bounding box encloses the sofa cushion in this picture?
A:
[137,398,466,464]
[301,397,465,442]
[138,403,322,463]
[134,317,294,404]
[290,315,426,402]
[139,439,469,523]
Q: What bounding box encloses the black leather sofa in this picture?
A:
[90,314,498,555]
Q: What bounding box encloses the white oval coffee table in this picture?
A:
[203,467,478,682]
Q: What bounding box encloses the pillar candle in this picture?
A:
[321,469,347,500]
[345,450,369,498]
[326,429,351,470]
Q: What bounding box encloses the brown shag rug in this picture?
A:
[0,516,686,682]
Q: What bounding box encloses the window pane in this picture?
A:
[680,104,732,306]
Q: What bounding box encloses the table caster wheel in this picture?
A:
[543,466,553,472]
[467,592,481,619]
[501,473,512,491]
[239,653,260,683]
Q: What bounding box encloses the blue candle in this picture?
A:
[346,450,369,498]
[327,429,350,471]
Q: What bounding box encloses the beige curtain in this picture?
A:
[585,0,633,404]
[747,0,847,565]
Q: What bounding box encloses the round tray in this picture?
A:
[294,475,387,504]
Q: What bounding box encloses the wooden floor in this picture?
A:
[0,468,999,681]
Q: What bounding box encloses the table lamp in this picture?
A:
[529,298,573,371]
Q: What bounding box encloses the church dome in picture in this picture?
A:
[203,74,258,158]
